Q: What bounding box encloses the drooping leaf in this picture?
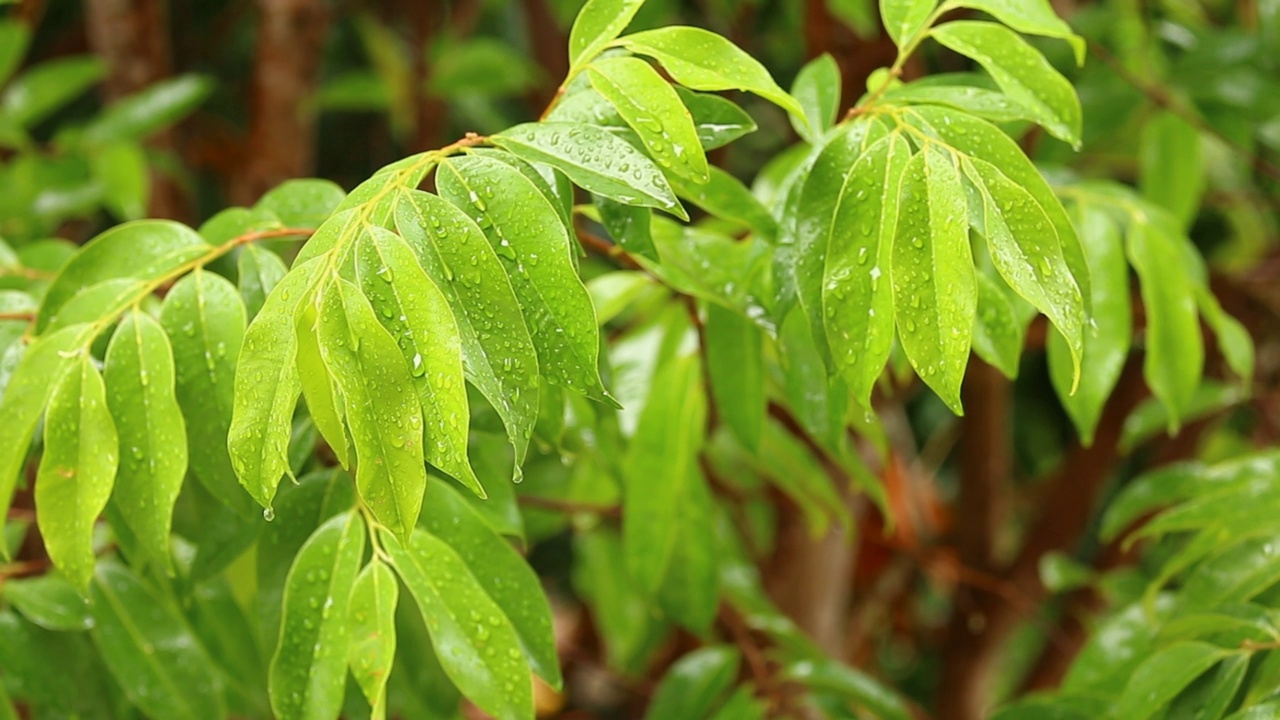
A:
[316,279,426,539]
[489,122,685,217]
[705,302,764,450]
[1196,285,1254,384]
[356,227,481,496]
[642,646,740,720]
[36,355,117,590]
[568,0,647,67]
[438,154,613,404]
[929,21,1082,146]
[573,528,665,673]
[269,511,366,720]
[161,270,256,516]
[103,310,187,572]
[90,561,225,720]
[671,166,778,241]
[383,528,535,720]
[348,559,398,720]
[892,145,976,413]
[588,55,709,184]
[393,190,538,470]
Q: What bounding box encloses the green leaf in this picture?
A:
[1111,642,1228,720]
[238,245,288,318]
[438,154,613,404]
[882,0,938,48]
[821,132,912,407]
[90,562,225,720]
[420,481,561,686]
[356,227,481,496]
[188,577,269,716]
[104,310,187,572]
[81,74,213,146]
[294,285,351,469]
[91,141,150,220]
[383,528,535,720]
[46,277,147,332]
[37,219,208,332]
[0,608,118,718]
[884,81,1034,123]
[0,324,92,531]
[929,21,1082,147]
[1048,204,1130,444]
[490,122,684,217]
[1126,218,1203,430]
[1196,286,1254,383]
[791,53,841,143]
[1165,653,1247,720]
[950,0,1085,63]
[892,145,976,414]
[705,303,764,450]
[229,258,321,508]
[671,166,778,241]
[596,194,658,261]
[572,529,663,672]
[316,279,426,539]
[393,191,538,470]
[588,55,709,184]
[2,573,92,631]
[972,272,1023,377]
[676,88,758,150]
[269,511,366,720]
[0,21,30,87]
[161,270,255,515]
[36,355,117,590]
[781,307,849,449]
[348,559,398,720]
[255,179,346,229]
[568,0,646,67]
[1140,112,1204,230]
[2,56,105,128]
[785,659,912,720]
[962,155,1085,375]
[618,26,805,119]
[643,646,740,720]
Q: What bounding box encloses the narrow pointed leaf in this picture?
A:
[490,122,684,217]
[356,227,481,496]
[383,528,535,720]
[568,0,646,66]
[791,53,841,143]
[705,303,764,450]
[438,155,612,404]
[37,356,117,590]
[317,280,426,539]
[269,511,366,720]
[394,190,538,470]
[90,562,224,720]
[891,145,976,413]
[104,310,187,572]
[1111,642,1228,720]
[348,559,398,720]
[643,646,741,720]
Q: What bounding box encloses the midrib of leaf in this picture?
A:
[95,573,202,719]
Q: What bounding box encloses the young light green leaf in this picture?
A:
[489,122,684,217]
[1048,204,1130,444]
[962,155,1085,376]
[316,279,426,539]
[37,220,209,331]
[971,272,1022,378]
[161,270,256,515]
[643,646,741,720]
[36,355,117,590]
[1126,218,1203,430]
[2,573,92,631]
[618,26,805,119]
[438,155,613,404]
[90,561,225,720]
[950,0,1085,62]
[671,166,778,241]
[791,53,841,143]
[238,245,289,318]
[348,559,398,720]
[228,258,320,509]
[1111,642,1228,720]
[568,0,646,67]
[588,55,709,184]
[822,132,912,407]
[705,303,764,450]
[882,0,938,49]
[420,481,561,687]
[269,511,366,720]
[356,227,481,497]
[892,145,976,414]
[0,324,92,531]
[104,310,187,572]
[382,528,535,720]
[929,22,1082,147]
[393,190,538,471]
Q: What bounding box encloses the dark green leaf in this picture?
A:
[972,272,1023,377]
[2,573,92,631]
[705,302,764,450]
[1111,642,1228,720]
[643,646,740,720]
[671,166,777,241]
[596,194,658,261]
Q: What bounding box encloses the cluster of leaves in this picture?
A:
[0,19,210,237]
[0,0,1261,719]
